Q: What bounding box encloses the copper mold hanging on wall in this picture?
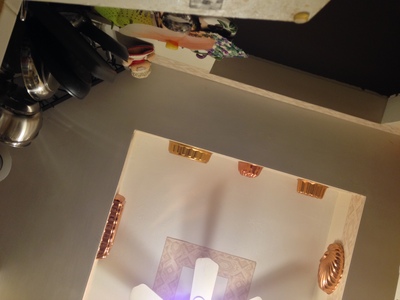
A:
[96,194,126,259]
[297,179,328,199]
[168,141,212,163]
[238,161,263,178]
[318,242,345,294]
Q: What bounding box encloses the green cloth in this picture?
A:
[94,7,155,27]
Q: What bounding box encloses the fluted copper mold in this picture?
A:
[238,161,263,178]
[297,179,328,199]
[96,194,126,259]
[168,141,212,163]
[318,242,345,294]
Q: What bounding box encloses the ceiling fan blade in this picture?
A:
[130,284,162,300]
[190,258,219,300]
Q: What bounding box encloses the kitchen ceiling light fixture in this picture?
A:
[130,258,261,300]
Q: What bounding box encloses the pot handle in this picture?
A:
[77,18,129,61]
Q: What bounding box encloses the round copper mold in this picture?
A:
[238,161,263,178]
[318,242,345,294]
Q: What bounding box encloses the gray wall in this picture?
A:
[0,65,400,299]
[212,56,388,123]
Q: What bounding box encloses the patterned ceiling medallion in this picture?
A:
[96,194,126,259]
[297,179,328,199]
[168,141,212,163]
[154,237,256,300]
[318,242,345,294]
[238,161,263,178]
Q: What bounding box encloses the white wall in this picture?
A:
[1,65,400,300]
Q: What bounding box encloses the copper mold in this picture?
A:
[96,194,126,259]
[297,179,328,199]
[168,141,212,163]
[318,242,345,294]
[238,161,263,178]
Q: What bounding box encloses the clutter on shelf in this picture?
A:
[122,44,155,79]
[92,7,248,60]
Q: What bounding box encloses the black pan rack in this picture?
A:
[1,2,128,112]
[38,57,125,112]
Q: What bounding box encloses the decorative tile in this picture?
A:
[330,193,365,299]
[153,237,256,300]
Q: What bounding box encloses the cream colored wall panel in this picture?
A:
[83,131,365,300]
[36,0,330,21]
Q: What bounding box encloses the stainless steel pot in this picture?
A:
[0,143,12,181]
[0,90,43,147]
[21,46,60,101]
